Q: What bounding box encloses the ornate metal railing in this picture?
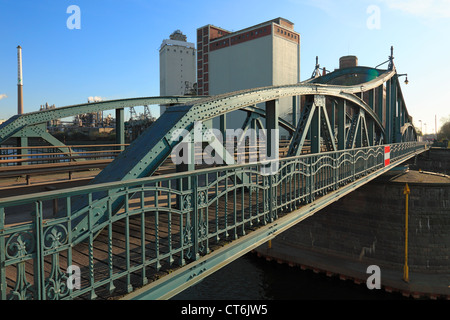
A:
[0,142,428,300]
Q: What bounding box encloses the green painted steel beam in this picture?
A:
[319,98,337,152]
[115,108,125,150]
[386,79,391,144]
[287,96,316,156]
[390,76,397,143]
[0,96,205,144]
[337,99,346,150]
[265,99,279,160]
[65,72,398,240]
[310,97,321,154]
[89,84,386,185]
[305,66,396,95]
[240,105,295,133]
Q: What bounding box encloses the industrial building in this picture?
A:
[196,18,301,129]
[159,30,196,115]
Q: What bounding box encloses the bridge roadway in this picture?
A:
[0,142,428,300]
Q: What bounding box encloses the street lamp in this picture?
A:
[398,73,409,85]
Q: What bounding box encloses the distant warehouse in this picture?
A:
[196,17,301,129]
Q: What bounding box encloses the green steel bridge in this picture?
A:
[0,49,428,300]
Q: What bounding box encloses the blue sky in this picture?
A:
[0,0,449,134]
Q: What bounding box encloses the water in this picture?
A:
[172,253,410,300]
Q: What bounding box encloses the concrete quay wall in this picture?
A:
[274,179,449,273]
[408,147,450,174]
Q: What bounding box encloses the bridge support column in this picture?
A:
[220,114,226,143]
[367,90,375,146]
[377,85,384,135]
[385,79,392,144]
[390,77,397,143]
[17,136,28,166]
[265,100,279,225]
[219,114,228,164]
[337,99,346,150]
[310,96,323,154]
[191,175,200,261]
[116,108,125,150]
[355,112,362,148]
[292,95,298,127]
[265,99,279,164]
[367,117,374,146]
[172,125,196,220]
[331,99,336,138]
[396,95,403,143]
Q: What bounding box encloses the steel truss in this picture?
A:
[0,49,421,300]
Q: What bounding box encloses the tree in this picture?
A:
[437,120,450,141]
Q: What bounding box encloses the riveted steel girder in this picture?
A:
[400,123,417,142]
[88,84,383,186]
[0,96,205,144]
[65,67,407,241]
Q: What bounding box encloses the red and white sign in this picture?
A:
[384,146,391,166]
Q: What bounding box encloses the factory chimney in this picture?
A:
[17,45,23,115]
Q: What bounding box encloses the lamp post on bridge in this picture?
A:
[397,73,409,85]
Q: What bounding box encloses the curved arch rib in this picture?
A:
[0,96,205,144]
[90,81,387,185]
[69,68,408,241]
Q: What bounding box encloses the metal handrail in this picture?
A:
[0,141,428,300]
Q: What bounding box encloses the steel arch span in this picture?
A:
[63,57,417,242]
[0,55,418,242]
[0,50,416,186]
[90,62,413,186]
[0,49,429,301]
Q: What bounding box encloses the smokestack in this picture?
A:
[17,45,23,115]
[435,115,438,140]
